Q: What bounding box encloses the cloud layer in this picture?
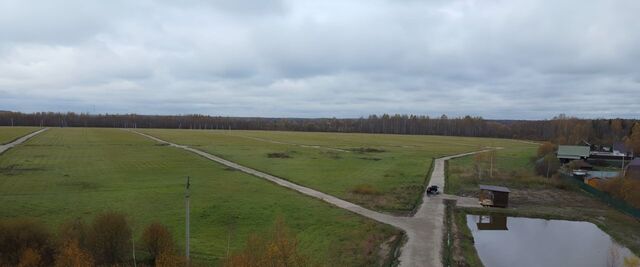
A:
[1,0,639,119]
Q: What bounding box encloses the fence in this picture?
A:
[561,173,640,219]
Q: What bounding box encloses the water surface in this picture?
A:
[467,215,638,267]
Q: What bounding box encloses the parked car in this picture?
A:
[426,185,439,195]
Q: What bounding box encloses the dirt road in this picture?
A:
[0,128,48,155]
[131,130,484,267]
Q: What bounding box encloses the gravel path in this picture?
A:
[0,128,48,155]
[131,130,486,267]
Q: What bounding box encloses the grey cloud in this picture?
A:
[0,0,639,119]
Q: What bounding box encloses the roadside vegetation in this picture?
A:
[0,126,41,144]
[0,128,399,266]
[1,212,322,267]
[0,212,181,267]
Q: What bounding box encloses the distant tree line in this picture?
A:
[1,111,638,144]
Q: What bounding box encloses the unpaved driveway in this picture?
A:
[0,128,48,155]
[131,130,485,267]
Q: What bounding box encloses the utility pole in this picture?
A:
[490,151,494,178]
[132,235,137,267]
[622,154,626,177]
[185,176,191,265]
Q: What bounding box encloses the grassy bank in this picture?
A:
[0,126,41,144]
[0,128,399,265]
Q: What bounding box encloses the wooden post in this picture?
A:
[185,176,190,265]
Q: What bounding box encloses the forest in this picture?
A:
[0,111,637,145]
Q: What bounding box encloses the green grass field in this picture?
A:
[137,129,531,213]
[0,128,399,266]
[0,127,41,144]
[445,141,544,195]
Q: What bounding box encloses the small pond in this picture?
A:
[466,215,638,267]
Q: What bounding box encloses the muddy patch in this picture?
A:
[350,147,386,153]
[0,164,46,175]
[359,157,382,161]
[58,181,100,190]
[267,152,291,159]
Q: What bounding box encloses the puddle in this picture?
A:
[467,215,638,267]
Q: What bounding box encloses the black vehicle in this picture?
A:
[426,185,439,195]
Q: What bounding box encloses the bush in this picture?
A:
[54,240,94,267]
[87,212,132,265]
[156,249,185,267]
[535,154,560,177]
[0,218,54,266]
[224,218,308,267]
[537,142,557,158]
[599,177,640,209]
[350,147,386,153]
[58,218,88,249]
[267,152,291,158]
[350,184,380,195]
[141,222,176,265]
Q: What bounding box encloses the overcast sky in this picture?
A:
[1,0,639,119]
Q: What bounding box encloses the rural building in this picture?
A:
[479,185,510,208]
[557,145,591,163]
[613,142,633,157]
[589,142,634,161]
[626,159,640,179]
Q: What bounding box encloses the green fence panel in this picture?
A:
[561,174,640,219]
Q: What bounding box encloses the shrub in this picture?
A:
[351,184,380,195]
[534,154,560,177]
[0,218,54,266]
[87,212,132,265]
[141,222,176,265]
[224,218,308,267]
[267,152,291,158]
[155,250,185,267]
[599,177,640,209]
[58,218,88,249]
[54,240,94,267]
[537,142,557,158]
[350,147,386,153]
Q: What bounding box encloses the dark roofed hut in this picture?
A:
[479,185,510,208]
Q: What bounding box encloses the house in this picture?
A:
[625,159,640,179]
[613,142,633,156]
[479,185,510,208]
[557,145,591,163]
[589,142,634,161]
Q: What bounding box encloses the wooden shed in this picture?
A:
[479,185,510,208]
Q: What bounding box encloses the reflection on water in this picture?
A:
[467,215,638,267]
